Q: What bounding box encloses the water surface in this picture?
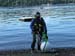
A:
[0,4,75,50]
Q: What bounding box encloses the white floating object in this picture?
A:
[19,17,34,22]
[41,41,50,51]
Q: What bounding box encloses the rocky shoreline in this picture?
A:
[0,48,75,56]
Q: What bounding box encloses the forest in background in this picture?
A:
[0,0,75,7]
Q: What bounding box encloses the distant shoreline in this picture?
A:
[0,3,75,8]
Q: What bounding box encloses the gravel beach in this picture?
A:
[0,48,75,56]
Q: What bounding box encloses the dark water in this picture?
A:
[0,4,75,51]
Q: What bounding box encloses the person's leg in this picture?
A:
[37,33,42,50]
[31,33,36,50]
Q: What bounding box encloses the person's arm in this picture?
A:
[30,19,35,31]
[41,18,47,34]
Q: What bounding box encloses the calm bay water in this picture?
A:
[0,4,75,51]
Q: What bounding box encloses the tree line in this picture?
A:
[0,0,75,7]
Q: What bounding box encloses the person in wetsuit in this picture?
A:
[30,12,47,51]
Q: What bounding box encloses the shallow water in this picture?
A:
[0,4,75,51]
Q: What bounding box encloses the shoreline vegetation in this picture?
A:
[0,0,75,7]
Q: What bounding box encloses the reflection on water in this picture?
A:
[0,4,75,50]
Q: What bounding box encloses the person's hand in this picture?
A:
[37,31,39,34]
[44,31,47,34]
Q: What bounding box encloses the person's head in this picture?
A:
[35,12,41,18]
